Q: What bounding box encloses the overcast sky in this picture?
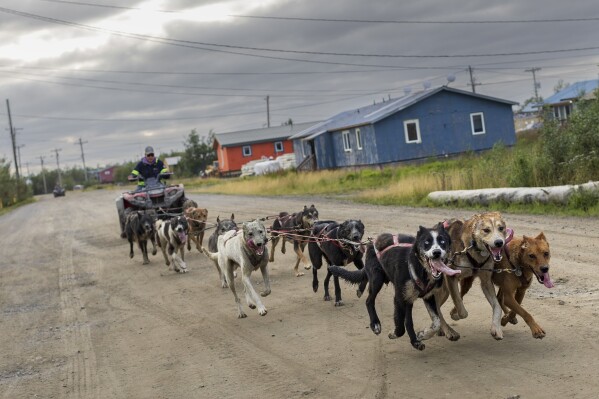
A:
[1,0,599,175]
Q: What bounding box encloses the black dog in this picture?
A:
[205,214,238,287]
[269,205,319,276]
[329,224,460,351]
[125,211,157,265]
[308,219,365,306]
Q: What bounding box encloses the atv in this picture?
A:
[115,173,187,238]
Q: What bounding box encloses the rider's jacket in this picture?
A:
[131,157,168,187]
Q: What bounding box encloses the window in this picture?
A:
[342,130,351,152]
[403,119,421,143]
[355,128,363,150]
[242,145,252,157]
[470,112,486,135]
[274,141,284,152]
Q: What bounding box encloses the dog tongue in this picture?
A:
[543,272,554,288]
[255,246,264,256]
[178,232,187,243]
[430,259,461,276]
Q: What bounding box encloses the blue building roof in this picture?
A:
[543,80,599,105]
[289,86,517,140]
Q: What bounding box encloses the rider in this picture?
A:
[129,146,169,190]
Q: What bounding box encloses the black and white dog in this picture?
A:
[329,224,460,351]
[308,219,365,306]
[125,211,157,264]
[204,214,238,287]
[156,215,189,273]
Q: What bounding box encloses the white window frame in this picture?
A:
[355,128,363,150]
[470,112,486,135]
[342,130,352,152]
[274,141,284,153]
[403,119,421,143]
[300,140,306,158]
[242,145,252,157]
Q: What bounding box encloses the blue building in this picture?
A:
[290,86,518,170]
[541,80,598,122]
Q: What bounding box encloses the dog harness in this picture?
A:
[408,261,438,297]
[375,235,412,261]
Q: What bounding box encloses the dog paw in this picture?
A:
[388,332,399,340]
[142,260,149,265]
[295,272,305,277]
[371,323,381,335]
[312,281,319,293]
[129,253,134,259]
[491,326,504,340]
[220,282,229,288]
[152,249,157,255]
[532,325,546,339]
[238,312,247,319]
[323,294,331,301]
[334,300,344,307]
[258,308,268,316]
[356,289,363,298]
[260,289,271,297]
[248,304,256,309]
[450,307,468,321]
[412,341,425,351]
[304,264,312,270]
[443,327,461,341]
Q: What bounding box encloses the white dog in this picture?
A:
[156,215,189,273]
[203,220,271,318]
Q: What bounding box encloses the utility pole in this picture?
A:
[265,95,270,128]
[467,66,481,93]
[5,99,20,180]
[525,67,542,103]
[52,148,63,186]
[39,156,48,194]
[75,137,89,181]
[16,144,25,174]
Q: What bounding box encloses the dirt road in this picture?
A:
[1,189,598,399]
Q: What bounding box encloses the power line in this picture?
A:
[2,6,599,59]
[230,14,599,24]
[29,1,599,24]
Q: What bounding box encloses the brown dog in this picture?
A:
[183,204,208,252]
[494,233,553,338]
[437,211,511,340]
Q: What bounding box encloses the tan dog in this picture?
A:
[494,233,553,338]
[184,206,208,252]
[437,211,511,340]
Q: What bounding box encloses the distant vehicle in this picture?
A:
[73,184,84,190]
[53,185,66,197]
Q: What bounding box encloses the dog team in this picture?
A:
[124,199,555,351]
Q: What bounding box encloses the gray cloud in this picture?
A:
[1,0,599,174]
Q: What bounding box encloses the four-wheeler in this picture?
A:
[115,173,187,238]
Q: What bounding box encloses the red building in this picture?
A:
[213,122,318,175]
[98,166,117,184]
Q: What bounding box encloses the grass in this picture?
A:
[185,139,599,217]
[0,197,36,217]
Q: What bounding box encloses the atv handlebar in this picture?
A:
[128,172,172,182]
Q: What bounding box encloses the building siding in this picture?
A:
[217,139,293,173]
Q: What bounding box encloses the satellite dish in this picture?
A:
[423,81,432,90]
[403,87,412,96]
[447,74,456,83]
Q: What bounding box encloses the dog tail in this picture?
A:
[201,247,218,261]
[328,265,366,285]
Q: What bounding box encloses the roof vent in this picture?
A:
[404,87,412,96]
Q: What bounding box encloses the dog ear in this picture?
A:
[536,232,546,241]
[216,215,221,223]
[231,213,235,220]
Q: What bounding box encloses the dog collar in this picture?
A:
[408,260,437,297]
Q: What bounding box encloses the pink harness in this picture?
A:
[375,235,413,261]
